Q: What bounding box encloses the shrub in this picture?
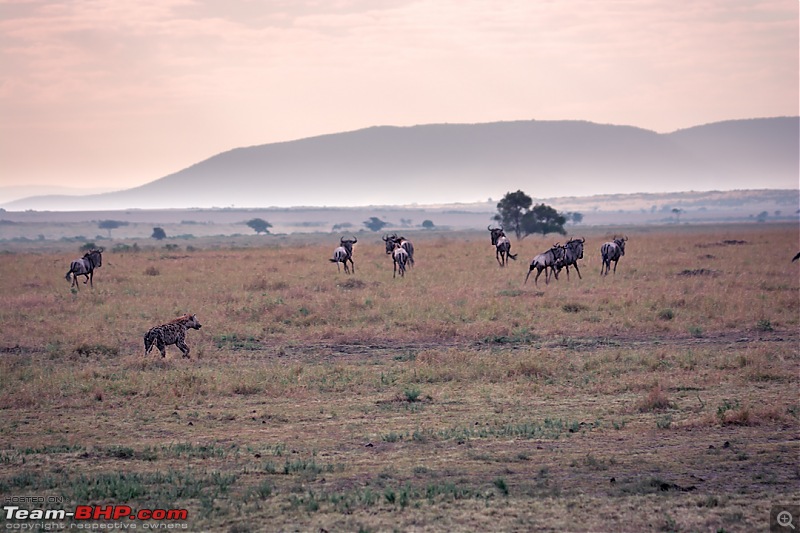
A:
[755,319,773,332]
[638,384,672,412]
[658,309,675,321]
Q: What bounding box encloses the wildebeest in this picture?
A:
[389,241,409,278]
[488,226,518,267]
[65,248,103,289]
[524,244,565,286]
[600,236,628,275]
[383,234,415,268]
[556,237,585,280]
[330,236,357,274]
[144,313,202,359]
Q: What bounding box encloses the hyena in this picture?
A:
[144,314,202,358]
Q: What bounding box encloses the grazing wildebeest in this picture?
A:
[556,237,585,280]
[65,248,103,289]
[144,313,202,359]
[600,236,628,276]
[330,236,357,274]
[383,233,415,268]
[388,241,409,278]
[488,226,518,267]
[524,244,565,286]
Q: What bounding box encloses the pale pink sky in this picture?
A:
[1,0,798,193]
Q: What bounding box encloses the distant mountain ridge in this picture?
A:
[3,117,797,211]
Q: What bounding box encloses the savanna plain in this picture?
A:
[0,223,798,532]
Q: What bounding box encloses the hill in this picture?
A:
[2,117,798,211]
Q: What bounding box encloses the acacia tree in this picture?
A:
[98,220,128,238]
[522,204,567,236]
[493,190,533,240]
[246,218,272,234]
[151,227,167,240]
[363,217,388,232]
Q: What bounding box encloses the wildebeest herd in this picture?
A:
[326,227,627,286]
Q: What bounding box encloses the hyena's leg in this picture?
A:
[175,339,191,358]
[156,338,167,357]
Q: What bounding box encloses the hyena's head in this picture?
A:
[184,314,202,330]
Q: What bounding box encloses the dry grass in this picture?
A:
[0,223,798,531]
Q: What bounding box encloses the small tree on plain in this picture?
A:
[98,220,128,238]
[522,203,567,236]
[246,218,272,234]
[151,227,167,240]
[493,190,533,240]
[421,220,435,230]
[363,217,388,232]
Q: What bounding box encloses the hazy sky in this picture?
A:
[2,0,798,195]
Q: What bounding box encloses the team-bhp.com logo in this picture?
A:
[3,505,188,528]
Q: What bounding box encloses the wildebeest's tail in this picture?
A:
[508,252,518,260]
[65,268,73,282]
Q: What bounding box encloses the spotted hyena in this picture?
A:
[144,314,202,358]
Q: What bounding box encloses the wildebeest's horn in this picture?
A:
[351,236,357,243]
[488,225,493,231]
[382,234,389,241]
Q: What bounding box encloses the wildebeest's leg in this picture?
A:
[573,264,582,279]
[176,339,191,358]
[612,259,619,274]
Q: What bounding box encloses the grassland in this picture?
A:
[0,223,798,532]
